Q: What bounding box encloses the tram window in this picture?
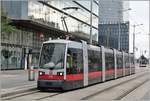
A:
[39,43,65,69]
[105,52,114,70]
[88,50,102,72]
[117,54,123,69]
[66,48,83,74]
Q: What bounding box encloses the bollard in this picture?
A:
[28,66,35,81]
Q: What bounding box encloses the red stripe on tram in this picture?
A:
[105,69,115,75]
[66,74,83,81]
[88,71,102,79]
[39,68,129,81]
[39,75,64,80]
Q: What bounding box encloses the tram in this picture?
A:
[37,39,135,90]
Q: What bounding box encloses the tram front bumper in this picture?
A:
[37,80,64,89]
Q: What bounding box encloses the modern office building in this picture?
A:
[1,0,99,70]
[98,0,129,52]
[98,22,129,52]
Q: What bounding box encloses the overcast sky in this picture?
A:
[129,1,149,58]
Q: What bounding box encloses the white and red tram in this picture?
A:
[37,39,135,90]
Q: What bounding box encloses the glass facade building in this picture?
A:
[28,0,98,39]
[1,0,99,70]
[98,0,129,52]
[98,22,129,52]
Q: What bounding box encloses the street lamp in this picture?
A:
[132,31,141,57]
[118,8,131,50]
[132,24,143,64]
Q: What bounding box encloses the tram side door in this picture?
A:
[82,41,88,86]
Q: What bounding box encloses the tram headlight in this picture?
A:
[59,72,63,76]
[57,72,63,76]
[39,71,45,76]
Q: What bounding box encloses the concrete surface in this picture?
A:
[1,70,38,97]
[121,81,150,101]
[1,70,38,89]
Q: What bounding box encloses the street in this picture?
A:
[1,67,149,101]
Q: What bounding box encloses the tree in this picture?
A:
[1,8,17,33]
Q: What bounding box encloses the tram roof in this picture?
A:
[43,39,132,56]
[43,39,75,44]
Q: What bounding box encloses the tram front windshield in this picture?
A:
[39,43,65,70]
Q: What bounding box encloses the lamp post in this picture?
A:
[132,24,143,65]
[118,8,131,50]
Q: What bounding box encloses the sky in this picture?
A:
[129,1,149,59]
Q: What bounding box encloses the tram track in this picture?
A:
[2,90,39,100]
[36,92,63,100]
[81,72,149,100]
[2,89,63,101]
[115,79,149,100]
